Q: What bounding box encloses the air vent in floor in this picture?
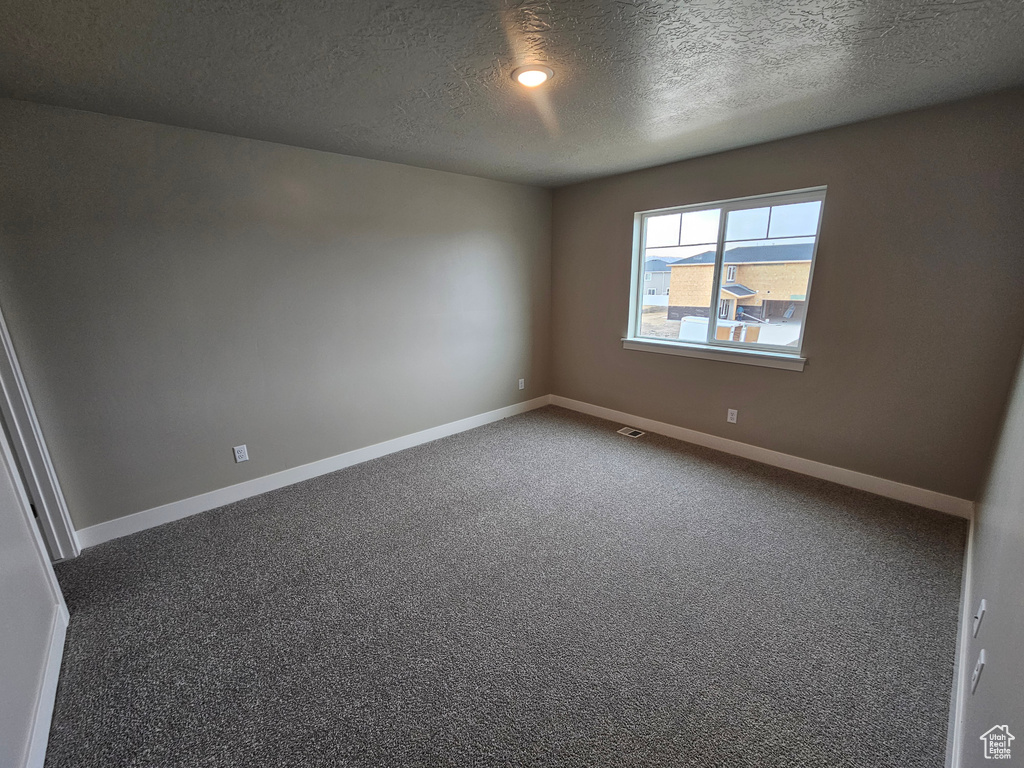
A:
[617,427,645,438]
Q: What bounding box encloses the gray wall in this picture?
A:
[551,90,1024,501]
[0,99,551,530]
[0,426,64,768]
[959,345,1024,766]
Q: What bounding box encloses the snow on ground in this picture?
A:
[677,316,801,347]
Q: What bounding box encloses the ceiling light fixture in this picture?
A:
[513,65,553,88]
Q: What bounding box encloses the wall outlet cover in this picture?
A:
[972,598,986,638]
[970,648,986,694]
[727,409,738,423]
[233,444,249,463]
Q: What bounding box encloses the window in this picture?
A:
[627,188,825,369]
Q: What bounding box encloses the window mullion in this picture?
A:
[706,210,729,346]
[634,215,648,336]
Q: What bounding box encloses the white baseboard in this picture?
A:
[67,390,974,768]
[76,391,973,549]
[946,515,976,768]
[550,395,975,519]
[76,396,552,548]
[23,608,67,768]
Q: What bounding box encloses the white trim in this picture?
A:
[946,515,976,768]
[0,415,68,768]
[0,306,80,560]
[664,258,811,265]
[550,395,974,519]
[622,337,806,371]
[629,186,826,359]
[23,610,68,768]
[77,391,974,548]
[0,405,68,621]
[76,396,552,548]
[637,185,829,218]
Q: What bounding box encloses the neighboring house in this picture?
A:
[667,243,812,321]
[642,258,671,298]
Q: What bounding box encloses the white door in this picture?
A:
[0,424,69,768]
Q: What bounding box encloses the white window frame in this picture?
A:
[625,187,826,371]
[725,265,737,282]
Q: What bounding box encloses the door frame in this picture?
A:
[0,306,79,560]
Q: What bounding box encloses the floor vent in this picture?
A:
[617,427,645,438]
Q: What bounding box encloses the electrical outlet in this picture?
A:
[970,649,986,694]
[233,444,249,463]
[518,378,525,390]
[973,599,987,637]
[727,409,738,424]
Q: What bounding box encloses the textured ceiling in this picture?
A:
[2,0,1023,186]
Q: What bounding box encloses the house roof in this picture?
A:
[644,259,672,273]
[670,243,814,266]
[721,284,757,297]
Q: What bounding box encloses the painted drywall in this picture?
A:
[551,89,1024,501]
[0,424,64,768]
[0,99,551,529]
[958,345,1024,766]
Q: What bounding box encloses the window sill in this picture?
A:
[621,337,806,371]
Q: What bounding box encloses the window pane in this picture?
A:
[678,209,721,246]
[645,213,680,248]
[633,189,824,357]
[767,201,822,238]
[713,237,815,348]
[644,244,717,262]
[637,254,678,338]
[725,207,769,241]
[639,250,716,341]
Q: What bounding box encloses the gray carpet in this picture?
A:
[48,406,967,767]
